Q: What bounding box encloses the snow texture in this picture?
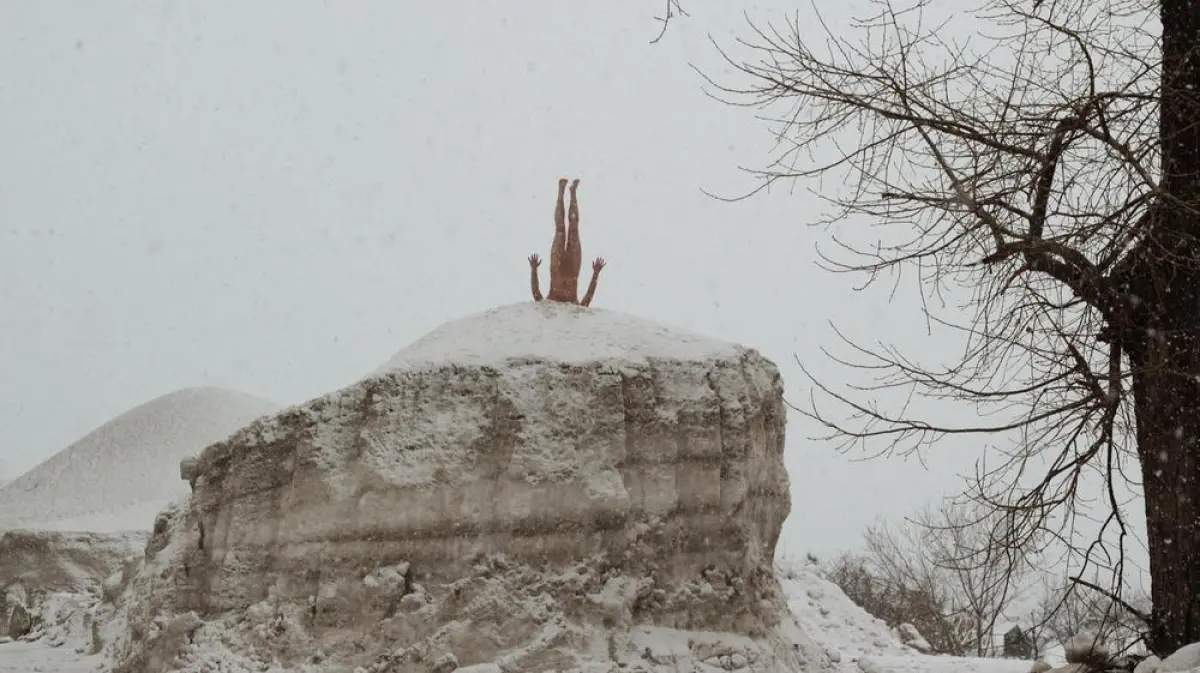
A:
[102,302,813,672]
[0,528,145,666]
[0,387,279,533]
[374,301,742,373]
[778,562,915,662]
[895,624,932,653]
[0,640,102,673]
[0,578,118,671]
[1137,642,1200,673]
[0,531,143,604]
[777,561,1035,673]
[7,541,1200,673]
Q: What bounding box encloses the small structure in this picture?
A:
[1005,624,1034,659]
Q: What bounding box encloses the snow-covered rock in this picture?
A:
[105,302,826,673]
[897,623,933,653]
[0,387,279,533]
[1065,632,1111,666]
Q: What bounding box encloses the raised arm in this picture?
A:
[528,254,544,301]
[580,257,605,307]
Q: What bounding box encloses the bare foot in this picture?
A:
[570,179,580,194]
[558,178,569,192]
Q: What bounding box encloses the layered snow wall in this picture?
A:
[104,302,833,673]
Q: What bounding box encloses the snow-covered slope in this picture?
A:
[374,300,741,372]
[0,387,278,533]
[778,563,915,661]
[777,562,1033,673]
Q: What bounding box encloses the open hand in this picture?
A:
[592,257,606,272]
[528,253,542,268]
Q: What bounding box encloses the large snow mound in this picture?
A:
[375,301,743,372]
[0,387,278,533]
[101,303,820,673]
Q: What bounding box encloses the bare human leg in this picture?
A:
[548,178,570,301]
[563,179,583,302]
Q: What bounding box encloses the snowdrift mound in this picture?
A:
[0,387,279,533]
[776,562,1033,673]
[374,300,745,372]
[1138,641,1200,673]
[104,302,833,673]
[777,562,914,662]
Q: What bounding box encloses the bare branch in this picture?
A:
[649,0,689,45]
[697,0,1200,650]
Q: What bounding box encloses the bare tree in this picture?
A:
[1024,575,1151,659]
[698,0,1200,655]
[821,500,1030,656]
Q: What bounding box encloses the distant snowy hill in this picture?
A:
[0,387,279,533]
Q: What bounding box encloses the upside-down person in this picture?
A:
[528,178,605,306]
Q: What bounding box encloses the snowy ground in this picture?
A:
[0,641,101,673]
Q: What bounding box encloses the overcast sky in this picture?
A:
[0,0,1007,558]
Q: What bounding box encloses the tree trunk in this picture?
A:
[1116,0,1200,656]
[1122,1,1200,655]
[1129,347,1200,655]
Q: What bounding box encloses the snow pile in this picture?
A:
[0,530,143,646]
[776,561,1033,673]
[0,583,118,672]
[374,300,741,372]
[102,302,825,673]
[776,562,916,662]
[0,387,279,533]
[107,524,831,673]
[1130,642,1200,673]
